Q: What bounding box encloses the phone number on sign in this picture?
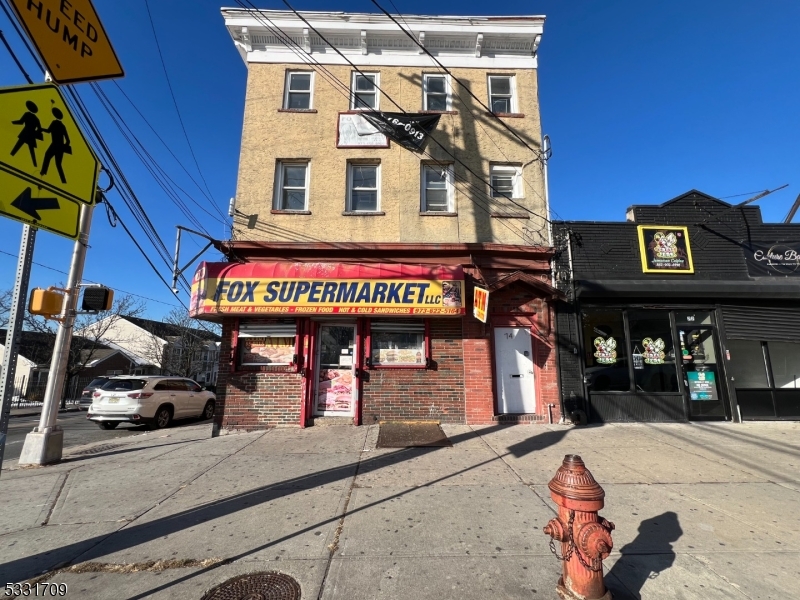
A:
[5,583,67,597]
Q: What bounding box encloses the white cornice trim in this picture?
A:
[222,9,544,68]
[243,51,538,69]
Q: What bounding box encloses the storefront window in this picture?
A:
[238,321,297,366]
[370,321,426,366]
[581,310,629,391]
[767,342,800,389]
[627,310,679,393]
[726,340,769,388]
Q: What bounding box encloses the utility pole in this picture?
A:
[18,201,95,466]
[0,225,37,476]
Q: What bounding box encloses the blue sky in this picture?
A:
[1,0,799,320]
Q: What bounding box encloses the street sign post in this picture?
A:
[0,83,99,206]
[0,168,82,239]
[8,0,124,84]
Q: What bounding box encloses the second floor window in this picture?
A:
[351,72,379,110]
[490,164,522,199]
[348,163,379,212]
[421,164,453,212]
[275,162,309,211]
[284,72,313,109]
[423,74,449,111]
[488,75,516,114]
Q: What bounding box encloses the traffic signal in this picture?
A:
[29,288,65,317]
[81,287,114,311]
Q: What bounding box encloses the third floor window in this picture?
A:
[351,72,379,110]
[423,74,450,111]
[284,72,313,109]
[488,75,516,114]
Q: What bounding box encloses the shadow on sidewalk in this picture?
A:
[606,511,683,599]
[2,424,575,586]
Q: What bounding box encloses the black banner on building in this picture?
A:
[360,112,441,151]
[637,225,694,273]
[744,242,800,277]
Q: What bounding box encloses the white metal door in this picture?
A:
[494,327,536,414]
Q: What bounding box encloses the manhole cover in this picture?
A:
[201,572,301,600]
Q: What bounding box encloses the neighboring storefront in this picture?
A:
[555,190,800,423]
[192,244,562,431]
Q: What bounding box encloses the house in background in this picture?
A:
[0,334,38,400]
[76,316,221,386]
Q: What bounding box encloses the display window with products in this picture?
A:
[235,320,299,370]
[368,320,429,368]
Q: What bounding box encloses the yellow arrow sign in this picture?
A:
[0,83,99,205]
[9,0,124,84]
[0,166,81,239]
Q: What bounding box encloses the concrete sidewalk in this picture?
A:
[1,420,798,599]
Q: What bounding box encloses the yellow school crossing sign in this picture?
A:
[0,83,99,206]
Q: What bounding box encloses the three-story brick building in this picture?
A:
[195,9,562,431]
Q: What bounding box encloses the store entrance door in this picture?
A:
[494,327,536,414]
[314,324,356,417]
[678,326,726,419]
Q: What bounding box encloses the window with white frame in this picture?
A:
[347,163,380,212]
[370,321,426,366]
[351,72,379,110]
[238,322,297,367]
[490,164,523,199]
[488,75,516,114]
[423,74,449,111]
[421,163,454,212]
[284,72,313,109]
[275,161,309,211]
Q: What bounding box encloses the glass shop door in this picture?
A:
[314,324,357,417]
[678,326,726,419]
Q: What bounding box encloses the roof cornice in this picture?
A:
[222,9,544,69]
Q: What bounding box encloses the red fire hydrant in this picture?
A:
[543,454,615,600]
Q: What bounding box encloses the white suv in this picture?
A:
[87,376,216,430]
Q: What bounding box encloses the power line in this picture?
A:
[143,0,217,206]
[368,0,544,157]
[231,2,541,244]
[0,29,32,83]
[233,2,552,240]
[0,249,182,307]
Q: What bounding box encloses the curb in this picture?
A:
[9,407,83,419]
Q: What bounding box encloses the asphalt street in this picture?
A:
[2,411,208,462]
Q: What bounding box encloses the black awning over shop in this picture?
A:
[576,279,800,300]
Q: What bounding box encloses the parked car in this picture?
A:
[86,376,216,430]
[79,377,112,410]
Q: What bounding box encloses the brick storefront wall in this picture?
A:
[214,288,561,432]
[361,319,465,424]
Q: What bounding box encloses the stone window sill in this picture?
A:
[491,212,530,219]
[342,211,385,216]
[420,110,459,115]
[277,108,318,113]
[420,211,457,217]
[486,112,525,118]
[271,209,311,215]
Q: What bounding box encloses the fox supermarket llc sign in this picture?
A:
[190,262,465,317]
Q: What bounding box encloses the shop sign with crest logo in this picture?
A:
[637,225,694,273]
[593,336,617,365]
[641,337,666,365]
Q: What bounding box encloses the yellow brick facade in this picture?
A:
[232,63,548,245]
